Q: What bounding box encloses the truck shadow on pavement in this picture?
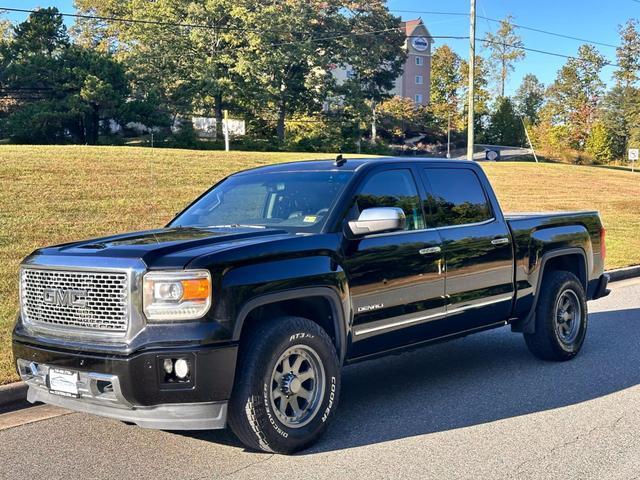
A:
[182,307,640,454]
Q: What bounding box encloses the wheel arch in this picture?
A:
[513,247,588,334]
[233,287,349,363]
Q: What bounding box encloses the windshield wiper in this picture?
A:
[203,224,266,229]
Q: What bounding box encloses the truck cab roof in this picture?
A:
[233,157,473,176]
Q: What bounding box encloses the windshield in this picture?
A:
[170,170,353,232]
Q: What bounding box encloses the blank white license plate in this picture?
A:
[49,368,79,397]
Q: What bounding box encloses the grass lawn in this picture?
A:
[1,146,639,384]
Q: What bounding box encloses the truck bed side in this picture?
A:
[506,211,605,331]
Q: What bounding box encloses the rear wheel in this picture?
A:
[524,271,588,361]
[228,316,340,454]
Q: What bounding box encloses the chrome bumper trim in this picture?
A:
[17,359,227,430]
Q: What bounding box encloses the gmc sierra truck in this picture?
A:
[13,157,609,454]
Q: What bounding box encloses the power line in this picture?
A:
[1,5,618,64]
[0,6,265,34]
[388,9,469,17]
[0,7,619,71]
[0,5,446,52]
[389,8,618,49]
[482,38,620,67]
[481,16,617,49]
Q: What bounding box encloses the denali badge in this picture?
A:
[357,303,384,313]
[42,288,88,308]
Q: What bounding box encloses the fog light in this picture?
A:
[163,358,174,374]
[174,358,189,379]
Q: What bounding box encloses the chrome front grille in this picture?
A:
[21,268,129,334]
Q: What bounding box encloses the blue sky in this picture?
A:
[1,0,637,95]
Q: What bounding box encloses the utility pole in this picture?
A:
[466,0,477,161]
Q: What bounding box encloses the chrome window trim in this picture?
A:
[431,217,497,231]
[358,217,497,239]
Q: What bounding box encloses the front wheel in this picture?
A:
[228,316,340,454]
[524,271,588,361]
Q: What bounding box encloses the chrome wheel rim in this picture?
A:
[269,345,325,429]
[555,289,582,345]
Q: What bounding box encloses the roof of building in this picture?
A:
[402,18,434,40]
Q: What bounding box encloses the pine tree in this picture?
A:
[514,74,544,125]
[483,16,525,98]
[486,97,525,147]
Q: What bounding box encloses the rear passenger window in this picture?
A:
[423,168,492,227]
[353,169,425,231]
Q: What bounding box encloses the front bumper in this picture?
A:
[13,340,237,430]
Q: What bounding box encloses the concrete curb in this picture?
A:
[607,266,640,283]
[0,381,27,407]
[0,266,638,409]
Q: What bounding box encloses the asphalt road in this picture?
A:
[1,279,640,480]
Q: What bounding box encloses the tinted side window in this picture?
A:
[354,169,425,231]
[423,168,492,227]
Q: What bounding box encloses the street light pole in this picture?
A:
[467,0,477,161]
[447,112,451,158]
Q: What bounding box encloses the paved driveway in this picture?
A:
[1,279,639,479]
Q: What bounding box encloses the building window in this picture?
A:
[415,75,423,85]
[415,56,425,66]
[415,94,423,104]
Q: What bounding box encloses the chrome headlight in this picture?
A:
[143,270,212,321]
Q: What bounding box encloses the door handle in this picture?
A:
[419,246,442,255]
[491,237,510,246]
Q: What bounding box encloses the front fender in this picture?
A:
[217,256,350,359]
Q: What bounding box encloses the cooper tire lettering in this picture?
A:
[322,376,336,423]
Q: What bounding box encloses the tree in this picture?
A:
[486,97,525,146]
[609,19,640,158]
[544,44,606,149]
[483,15,525,98]
[75,0,244,138]
[615,19,640,89]
[12,7,69,56]
[599,85,636,160]
[430,45,462,140]
[0,13,12,42]
[333,2,406,143]
[514,74,544,125]
[460,55,491,142]
[0,14,12,105]
[585,120,616,163]
[233,1,339,142]
[1,8,129,144]
[377,96,431,139]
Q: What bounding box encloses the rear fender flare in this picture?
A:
[514,247,587,334]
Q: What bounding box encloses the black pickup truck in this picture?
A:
[13,157,609,453]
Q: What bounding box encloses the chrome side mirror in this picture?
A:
[347,207,406,237]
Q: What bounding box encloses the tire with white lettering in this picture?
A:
[228,316,340,454]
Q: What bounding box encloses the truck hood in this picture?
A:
[34,226,295,269]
